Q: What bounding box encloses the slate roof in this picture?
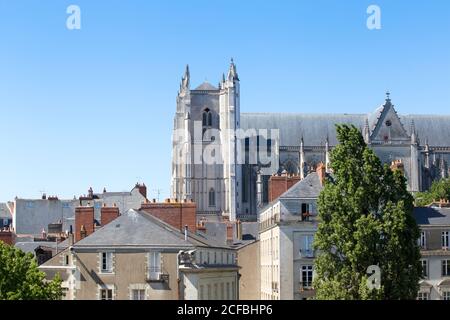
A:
[241,112,450,147]
[194,82,218,91]
[15,240,69,255]
[259,172,323,213]
[0,203,11,219]
[74,209,231,249]
[280,172,323,199]
[413,207,450,226]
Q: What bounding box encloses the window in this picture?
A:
[214,283,218,299]
[267,139,272,157]
[220,283,224,300]
[132,289,146,300]
[421,260,428,278]
[208,189,215,207]
[101,252,113,273]
[202,109,212,127]
[226,283,230,300]
[199,251,203,264]
[442,231,449,248]
[419,231,426,249]
[64,255,69,266]
[301,203,313,221]
[442,260,450,277]
[443,291,450,300]
[417,292,429,300]
[100,289,113,300]
[148,252,162,280]
[301,265,313,288]
[300,235,314,258]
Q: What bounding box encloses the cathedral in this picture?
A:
[171,60,450,222]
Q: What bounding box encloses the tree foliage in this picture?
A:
[313,124,422,300]
[415,179,450,207]
[0,241,63,300]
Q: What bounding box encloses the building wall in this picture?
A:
[260,226,280,300]
[73,251,179,300]
[419,225,450,300]
[183,271,238,300]
[237,241,261,300]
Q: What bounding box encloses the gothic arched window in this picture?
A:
[208,188,216,207]
[202,108,213,128]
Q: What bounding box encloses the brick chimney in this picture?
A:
[226,223,234,244]
[75,206,94,242]
[135,183,147,198]
[316,162,326,185]
[140,199,196,232]
[101,204,120,227]
[0,228,16,246]
[268,174,301,202]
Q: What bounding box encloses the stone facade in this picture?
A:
[171,63,450,222]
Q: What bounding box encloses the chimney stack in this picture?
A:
[135,183,147,198]
[101,204,120,227]
[75,206,95,242]
[236,220,243,241]
[316,162,326,185]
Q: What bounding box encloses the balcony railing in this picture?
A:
[299,249,314,258]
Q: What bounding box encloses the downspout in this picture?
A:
[177,250,182,300]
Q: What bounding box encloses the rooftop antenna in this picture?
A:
[152,189,162,202]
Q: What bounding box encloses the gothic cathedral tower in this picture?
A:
[171,60,242,222]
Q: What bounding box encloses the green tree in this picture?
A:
[415,179,450,207]
[0,241,63,300]
[313,124,422,300]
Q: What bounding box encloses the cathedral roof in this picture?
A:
[194,81,218,91]
[241,112,450,147]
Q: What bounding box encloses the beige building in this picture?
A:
[236,240,261,300]
[414,202,450,300]
[40,209,239,300]
[259,171,323,300]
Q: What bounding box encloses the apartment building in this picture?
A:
[259,169,324,300]
[40,209,239,300]
[414,201,450,300]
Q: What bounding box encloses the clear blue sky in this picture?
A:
[0,0,449,202]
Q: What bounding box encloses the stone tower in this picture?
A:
[171,60,242,221]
